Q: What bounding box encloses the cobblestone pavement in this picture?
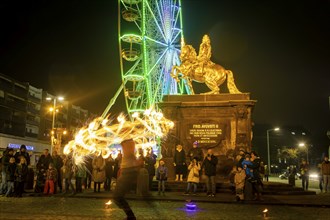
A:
[0,196,329,220]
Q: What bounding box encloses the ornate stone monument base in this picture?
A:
[159,93,256,181]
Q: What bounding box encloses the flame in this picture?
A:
[105,200,112,205]
[263,209,268,213]
[64,108,174,165]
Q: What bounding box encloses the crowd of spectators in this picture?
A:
[3,142,327,201]
[0,145,122,197]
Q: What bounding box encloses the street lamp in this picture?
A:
[299,142,308,164]
[46,96,64,155]
[267,127,280,174]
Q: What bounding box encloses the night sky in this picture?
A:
[0,1,329,151]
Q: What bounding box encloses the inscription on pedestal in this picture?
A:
[188,123,224,144]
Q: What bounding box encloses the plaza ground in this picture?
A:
[0,195,330,220]
[1,177,328,220]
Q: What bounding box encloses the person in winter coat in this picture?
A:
[234,166,246,201]
[246,151,263,200]
[0,148,14,194]
[187,141,204,163]
[113,150,122,179]
[85,156,93,189]
[15,157,28,197]
[5,157,16,197]
[241,154,254,179]
[43,163,57,195]
[104,154,115,191]
[145,148,157,190]
[92,154,106,192]
[14,144,30,166]
[37,149,53,172]
[75,165,86,193]
[202,148,218,197]
[173,144,186,181]
[62,155,75,194]
[229,166,237,194]
[321,156,330,193]
[300,159,309,191]
[156,159,168,195]
[52,150,63,193]
[184,158,201,195]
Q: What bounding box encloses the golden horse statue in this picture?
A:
[171,36,241,95]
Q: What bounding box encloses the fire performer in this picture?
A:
[113,139,147,220]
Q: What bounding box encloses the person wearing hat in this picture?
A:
[14,145,30,166]
[187,141,204,163]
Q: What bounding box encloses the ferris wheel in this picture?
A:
[118,0,189,115]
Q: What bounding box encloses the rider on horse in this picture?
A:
[197,35,213,67]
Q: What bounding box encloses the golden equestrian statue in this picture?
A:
[171,35,241,94]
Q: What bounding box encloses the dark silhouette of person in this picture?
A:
[113,139,140,220]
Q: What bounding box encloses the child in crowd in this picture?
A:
[15,157,28,197]
[156,159,168,195]
[184,158,201,196]
[44,163,57,195]
[5,157,16,197]
[62,155,75,194]
[241,154,254,180]
[75,166,87,193]
[234,166,246,201]
[229,165,237,194]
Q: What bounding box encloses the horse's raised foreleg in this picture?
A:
[170,66,180,82]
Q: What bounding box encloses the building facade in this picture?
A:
[0,73,92,165]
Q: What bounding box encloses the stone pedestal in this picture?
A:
[159,93,256,180]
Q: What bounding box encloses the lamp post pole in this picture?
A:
[299,143,309,164]
[266,127,280,174]
[266,129,271,174]
[47,96,64,155]
[50,98,57,155]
